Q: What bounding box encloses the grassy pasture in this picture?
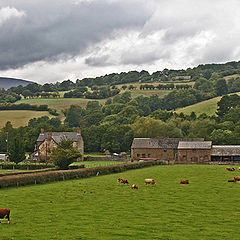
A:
[16,98,108,111]
[176,92,240,116]
[0,110,50,128]
[71,161,125,168]
[1,165,240,239]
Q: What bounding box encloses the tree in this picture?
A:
[214,78,228,96]
[50,139,82,169]
[8,135,26,163]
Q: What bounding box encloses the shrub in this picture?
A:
[0,160,163,188]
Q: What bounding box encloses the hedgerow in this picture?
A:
[0,160,163,188]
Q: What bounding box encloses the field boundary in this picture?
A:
[0,160,163,189]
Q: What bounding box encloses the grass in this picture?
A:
[71,161,125,168]
[176,92,240,116]
[16,98,107,111]
[1,165,240,239]
[0,110,51,128]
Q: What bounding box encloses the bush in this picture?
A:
[0,161,163,188]
[0,161,54,170]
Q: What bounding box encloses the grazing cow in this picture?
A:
[144,179,156,186]
[180,180,189,184]
[228,179,236,182]
[234,177,240,181]
[226,168,235,171]
[118,178,129,184]
[238,167,240,171]
[0,209,10,224]
[131,184,138,189]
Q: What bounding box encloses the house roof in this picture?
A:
[211,145,240,156]
[37,132,81,144]
[131,138,204,149]
[178,141,212,149]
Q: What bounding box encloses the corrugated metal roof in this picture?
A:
[131,138,204,149]
[37,132,81,144]
[178,141,212,149]
[211,145,240,156]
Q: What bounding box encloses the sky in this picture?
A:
[0,0,240,84]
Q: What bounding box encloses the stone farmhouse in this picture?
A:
[30,129,84,162]
[131,138,240,163]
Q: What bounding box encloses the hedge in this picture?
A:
[0,168,57,177]
[0,160,163,188]
[0,162,55,170]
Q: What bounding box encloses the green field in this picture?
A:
[71,161,125,168]
[176,92,240,116]
[1,165,240,240]
[16,98,107,111]
[0,110,50,128]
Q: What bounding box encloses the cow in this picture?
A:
[226,168,235,171]
[180,180,189,184]
[131,184,138,189]
[144,179,156,186]
[118,178,129,184]
[0,209,10,224]
[234,177,240,181]
[238,167,240,171]
[228,179,236,182]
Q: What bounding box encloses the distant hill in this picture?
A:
[0,77,34,89]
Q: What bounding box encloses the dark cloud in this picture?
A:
[0,0,152,70]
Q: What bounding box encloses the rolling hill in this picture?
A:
[0,77,33,89]
[175,92,240,116]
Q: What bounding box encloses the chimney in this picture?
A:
[47,131,52,140]
[40,128,44,134]
[77,128,81,135]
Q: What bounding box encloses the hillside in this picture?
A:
[0,77,33,89]
[0,110,51,128]
[176,92,240,116]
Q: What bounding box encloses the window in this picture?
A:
[164,149,167,152]
[183,155,187,160]
[148,154,151,158]
[192,149,196,153]
[137,154,140,157]
[142,154,146,158]
[204,155,209,160]
[191,157,198,162]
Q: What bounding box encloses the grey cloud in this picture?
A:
[85,55,111,67]
[0,0,152,70]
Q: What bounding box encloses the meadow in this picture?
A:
[176,92,240,116]
[0,110,50,128]
[1,165,240,240]
[70,161,125,168]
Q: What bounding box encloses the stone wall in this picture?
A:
[84,156,128,162]
[131,148,175,161]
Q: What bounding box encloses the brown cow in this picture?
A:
[180,180,189,184]
[226,168,235,171]
[234,177,240,181]
[0,209,10,224]
[144,179,156,186]
[228,179,236,182]
[118,178,129,184]
[131,184,138,189]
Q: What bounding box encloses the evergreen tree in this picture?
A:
[8,135,26,163]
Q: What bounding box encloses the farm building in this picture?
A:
[131,138,204,161]
[177,141,212,163]
[30,128,84,162]
[131,138,240,163]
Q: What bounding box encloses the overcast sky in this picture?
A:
[0,0,240,84]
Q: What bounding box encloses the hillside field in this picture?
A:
[1,165,240,240]
[0,110,50,128]
[176,92,240,116]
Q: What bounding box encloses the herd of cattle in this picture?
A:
[2,167,239,224]
[226,167,240,182]
[118,177,189,190]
